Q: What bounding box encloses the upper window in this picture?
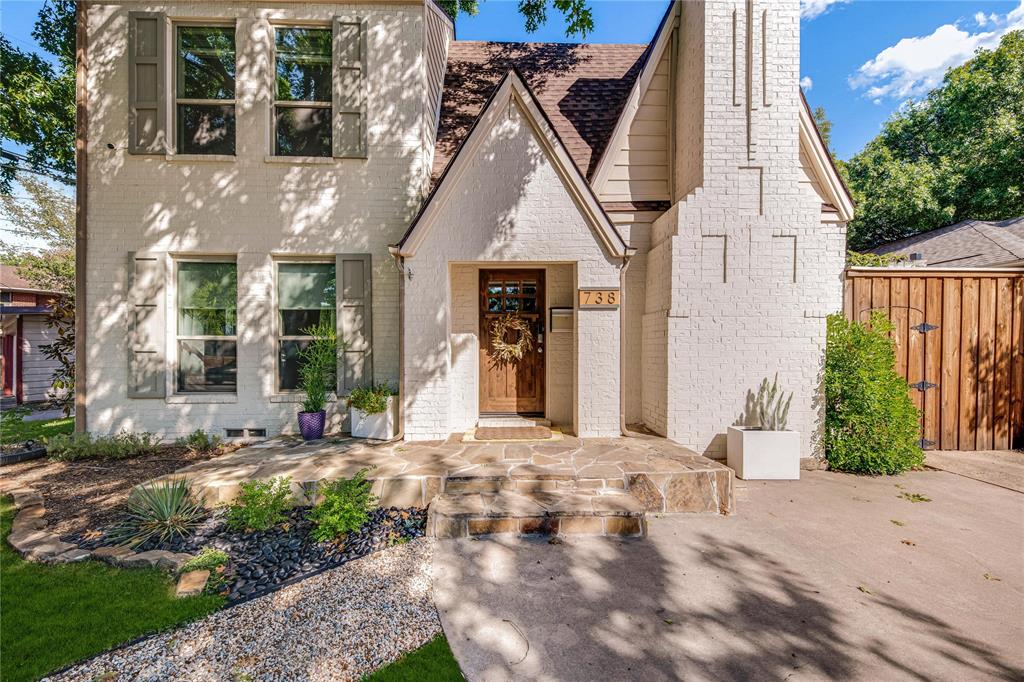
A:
[177,261,237,392]
[274,27,333,157]
[277,262,336,390]
[175,26,236,155]
[0,292,11,304]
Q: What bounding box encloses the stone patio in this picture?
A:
[151,432,734,538]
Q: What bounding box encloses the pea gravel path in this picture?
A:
[46,539,441,682]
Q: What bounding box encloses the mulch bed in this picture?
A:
[68,506,428,603]
[2,447,230,537]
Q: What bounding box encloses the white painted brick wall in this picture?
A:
[83,2,429,439]
[643,0,847,458]
[403,98,621,440]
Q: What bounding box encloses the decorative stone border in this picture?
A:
[0,444,48,466]
[1,481,192,571]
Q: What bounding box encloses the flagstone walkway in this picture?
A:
[151,432,734,537]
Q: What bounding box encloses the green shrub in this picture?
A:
[824,312,923,474]
[179,547,229,574]
[109,479,205,547]
[225,477,293,531]
[846,250,909,267]
[307,469,377,541]
[347,383,395,415]
[175,429,222,454]
[48,430,161,461]
[298,319,338,414]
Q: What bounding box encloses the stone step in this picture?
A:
[428,489,646,539]
[476,416,552,428]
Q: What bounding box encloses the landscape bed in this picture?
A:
[68,505,427,602]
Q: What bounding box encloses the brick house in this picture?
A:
[77,0,851,458]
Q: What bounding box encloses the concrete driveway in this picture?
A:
[434,469,1024,681]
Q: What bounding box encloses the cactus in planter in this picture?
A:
[755,374,792,431]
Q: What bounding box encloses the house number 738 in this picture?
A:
[578,289,620,307]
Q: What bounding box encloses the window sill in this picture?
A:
[263,155,337,165]
[270,392,339,404]
[165,153,236,163]
[166,393,238,404]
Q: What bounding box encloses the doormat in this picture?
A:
[473,426,553,441]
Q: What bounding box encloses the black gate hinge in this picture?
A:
[912,322,939,333]
[910,380,937,391]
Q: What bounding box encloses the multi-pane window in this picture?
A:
[277,262,336,390]
[177,261,237,392]
[486,278,539,313]
[274,27,333,157]
[175,26,236,155]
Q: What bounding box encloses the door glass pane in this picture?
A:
[275,28,332,102]
[177,262,237,336]
[522,298,537,312]
[487,297,501,312]
[275,106,332,157]
[177,340,236,392]
[177,104,236,155]
[176,26,236,99]
[505,282,520,296]
[505,297,520,311]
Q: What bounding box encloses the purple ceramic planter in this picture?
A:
[297,410,326,441]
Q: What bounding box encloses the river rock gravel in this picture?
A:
[45,539,441,682]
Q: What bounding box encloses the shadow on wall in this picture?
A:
[436,531,1023,680]
[85,8,428,431]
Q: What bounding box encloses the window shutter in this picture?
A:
[127,252,166,398]
[336,254,373,393]
[128,12,167,154]
[332,16,367,158]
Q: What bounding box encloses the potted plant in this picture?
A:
[296,319,337,441]
[347,383,397,440]
[727,374,800,480]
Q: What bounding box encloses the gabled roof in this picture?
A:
[394,69,633,259]
[799,91,854,222]
[871,217,1024,268]
[432,41,649,184]
[0,265,60,295]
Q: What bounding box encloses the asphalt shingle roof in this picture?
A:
[871,218,1024,268]
[432,41,649,184]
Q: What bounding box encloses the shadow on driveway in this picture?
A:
[434,470,1024,680]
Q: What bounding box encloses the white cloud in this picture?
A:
[801,0,850,20]
[850,1,1024,102]
[975,11,999,27]
[800,76,814,90]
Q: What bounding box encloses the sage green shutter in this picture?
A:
[336,254,373,392]
[128,12,167,154]
[332,16,367,158]
[128,252,166,398]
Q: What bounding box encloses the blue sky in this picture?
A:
[2,0,1022,163]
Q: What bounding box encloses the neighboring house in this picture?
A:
[0,265,65,405]
[79,0,851,458]
[870,218,1024,268]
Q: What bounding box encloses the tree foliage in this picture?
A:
[844,30,1024,249]
[813,105,833,155]
[0,0,76,192]
[436,0,594,37]
[0,173,76,415]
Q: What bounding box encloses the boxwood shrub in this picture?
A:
[824,312,923,474]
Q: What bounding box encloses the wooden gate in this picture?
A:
[844,268,1024,451]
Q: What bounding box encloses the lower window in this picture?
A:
[277,261,336,390]
[176,261,237,393]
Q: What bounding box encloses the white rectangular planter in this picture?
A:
[726,426,801,480]
[349,396,397,440]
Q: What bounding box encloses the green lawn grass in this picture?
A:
[0,497,224,682]
[364,634,465,681]
[0,412,74,445]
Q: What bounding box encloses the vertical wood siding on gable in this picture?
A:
[423,6,451,145]
[599,49,672,202]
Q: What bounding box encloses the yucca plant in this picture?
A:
[110,478,205,547]
[754,374,793,431]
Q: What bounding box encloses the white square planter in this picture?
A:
[726,426,801,480]
[349,396,397,440]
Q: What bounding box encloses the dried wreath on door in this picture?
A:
[489,313,533,363]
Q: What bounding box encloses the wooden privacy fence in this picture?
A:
[844,268,1024,451]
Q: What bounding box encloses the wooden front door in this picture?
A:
[479,269,545,414]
